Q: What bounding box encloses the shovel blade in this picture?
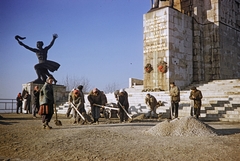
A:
[54,120,62,126]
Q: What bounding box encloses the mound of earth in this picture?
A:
[145,116,217,136]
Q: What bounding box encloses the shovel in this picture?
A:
[54,104,62,126]
[118,102,133,120]
[71,103,85,121]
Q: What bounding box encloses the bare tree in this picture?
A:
[104,82,119,93]
[60,75,91,93]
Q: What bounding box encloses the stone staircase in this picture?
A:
[57,79,240,122]
[186,79,240,122]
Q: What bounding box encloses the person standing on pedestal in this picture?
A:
[16,93,23,114]
[169,82,180,119]
[39,76,55,129]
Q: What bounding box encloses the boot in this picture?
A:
[42,122,46,129]
[73,120,77,124]
[92,118,96,124]
[45,122,52,129]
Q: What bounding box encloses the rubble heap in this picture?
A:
[145,116,217,136]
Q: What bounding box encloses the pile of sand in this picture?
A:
[145,116,217,136]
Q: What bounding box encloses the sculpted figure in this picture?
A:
[15,34,60,84]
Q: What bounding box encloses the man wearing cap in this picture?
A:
[169,82,180,119]
[87,88,105,124]
[189,86,203,119]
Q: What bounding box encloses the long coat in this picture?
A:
[145,95,157,110]
[189,90,203,108]
[33,90,40,107]
[40,82,54,105]
[39,82,54,115]
[87,90,105,106]
[169,86,180,103]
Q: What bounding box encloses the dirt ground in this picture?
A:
[0,113,240,161]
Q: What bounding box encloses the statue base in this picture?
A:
[21,82,68,113]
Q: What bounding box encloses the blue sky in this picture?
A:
[0,0,150,98]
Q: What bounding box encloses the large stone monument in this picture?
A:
[143,0,240,91]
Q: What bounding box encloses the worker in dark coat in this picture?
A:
[189,86,203,119]
[169,82,180,119]
[117,89,129,123]
[87,88,105,124]
[16,93,23,114]
[145,93,158,118]
[32,86,40,118]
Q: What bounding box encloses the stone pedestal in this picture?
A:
[22,82,67,113]
[143,6,193,91]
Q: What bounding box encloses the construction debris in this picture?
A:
[145,116,217,136]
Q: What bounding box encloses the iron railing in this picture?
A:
[0,99,17,113]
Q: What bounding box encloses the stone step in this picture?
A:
[219,118,240,122]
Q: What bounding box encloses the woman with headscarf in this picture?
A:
[39,76,55,129]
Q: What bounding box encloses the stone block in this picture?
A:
[206,110,218,114]
[22,82,67,108]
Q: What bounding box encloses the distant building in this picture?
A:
[143,0,240,91]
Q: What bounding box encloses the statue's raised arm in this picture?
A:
[15,35,38,53]
[45,34,58,50]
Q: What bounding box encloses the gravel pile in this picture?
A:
[145,116,217,136]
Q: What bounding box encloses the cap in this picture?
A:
[191,86,197,90]
[46,76,54,81]
[77,85,83,90]
[119,89,124,93]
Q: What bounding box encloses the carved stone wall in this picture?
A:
[143,7,192,91]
